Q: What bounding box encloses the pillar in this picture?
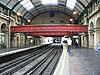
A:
[88,31,94,48]
[94,28,100,49]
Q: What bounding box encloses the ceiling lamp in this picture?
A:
[73,11,77,15]
[27,20,31,22]
[70,18,73,21]
[16,12,21,16]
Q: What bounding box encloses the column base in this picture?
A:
[89,45,94,48]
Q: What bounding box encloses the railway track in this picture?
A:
[0,44,62,75]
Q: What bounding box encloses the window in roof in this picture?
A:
[41,0,58,5]
[20,0,34,10]
[66,0,76,10]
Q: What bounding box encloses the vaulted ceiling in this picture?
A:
[0,0,92,20]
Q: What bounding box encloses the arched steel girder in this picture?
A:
[26,10,77,20]
[77,0,88,15]
[23,2,83,20]
[27,11,77,21]
[85,0,89,3]
[12,0,39,19]
[22,1,85,20]
[0,0,11,10]
[75,3,84,12]
[11,0,23,11]
[7,0,85,13]
[23,11,29,18]
[58,3,81,14]
[77,0,86,8]
[11,0,86,15]
[5,0,12,7]
[59,0,83,14]
[11,0,86,12]
[23,6,74,20]
[0,0,88,21]
[16,0,40,14]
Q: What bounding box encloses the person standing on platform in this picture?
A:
[75,39,79,48]
[67,38,72,53]
[61,36,68,50]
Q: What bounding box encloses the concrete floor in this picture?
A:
[70,47,100,75]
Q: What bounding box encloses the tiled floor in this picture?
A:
[70,47,100,75]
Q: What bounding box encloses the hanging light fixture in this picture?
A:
[70,18,73,21]
[73,11,77,15]
[16,12,21,16]
[27,20,31,22]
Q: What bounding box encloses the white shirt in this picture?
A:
[67,39,72,45]
[76,39,79,43]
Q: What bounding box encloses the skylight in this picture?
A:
[20,0,34,10]
[66,0,76,10]
[41,0,58,5]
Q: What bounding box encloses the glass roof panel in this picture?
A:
[20,0,29,4]
[66,0,76,10]
[76,1,84,10]
[7,0,18,9]
[20,0,34,10]
[41,0,58,5]
[0,0,10,5]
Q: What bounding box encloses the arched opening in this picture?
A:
[89,22,94,48]
[10,33,15,47]
[1,23,8,33]
[17,36,19,47]
[95,17,100,46]
[96,17,100,28]
[0,23,8,48]
[90,22,94,30]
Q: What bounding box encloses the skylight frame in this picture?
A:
[66,0,76,10]
[20,0,35,11]
[41,0,58,5]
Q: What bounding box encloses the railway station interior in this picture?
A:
[0,0,100,75]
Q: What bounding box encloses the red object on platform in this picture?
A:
[10,24,88,36]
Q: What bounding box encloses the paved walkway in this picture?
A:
[70,46,100,75]
[53,44,100,75]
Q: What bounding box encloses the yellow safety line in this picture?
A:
[60,49,67,75]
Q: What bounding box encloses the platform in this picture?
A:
[53,45,100,75]
[0,44,100,75]
[0,44,46,57]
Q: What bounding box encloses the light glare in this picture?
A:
[17,12,21,16]
[41,0,58,5]
[70,18,73,21]
[66,0,76,10]
[28,20,31,22]
[73,11,77,14]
